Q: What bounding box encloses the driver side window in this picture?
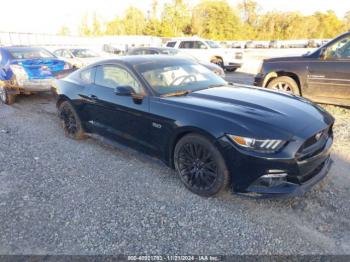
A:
[325,36,350,59]
[95,65,142,95]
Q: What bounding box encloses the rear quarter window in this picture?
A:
[80,67,95,84]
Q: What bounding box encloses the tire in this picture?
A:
[0,85,15,105]
[267,76,300,95]
[58,101,86,140]
[174,134,229,197]
[226,68,237,72]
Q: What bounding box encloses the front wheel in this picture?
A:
[0,85,15,105]
[267,76,300,95]
[226,68,237,72]
[58,101,86,140]
[174,134,229,197]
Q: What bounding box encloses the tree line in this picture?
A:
[59,0,350,40]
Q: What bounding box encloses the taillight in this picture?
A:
[63,63,71,70]
[10,65,28,78]
[10,65,28,84]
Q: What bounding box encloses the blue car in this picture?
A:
[0,46,72,104]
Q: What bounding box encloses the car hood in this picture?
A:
[264,55,308,63]
[161,86,334,139]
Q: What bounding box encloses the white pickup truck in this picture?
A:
[165,38,243,71]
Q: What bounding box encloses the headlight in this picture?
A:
[227,135,286,153]
[235,52,243,59]
[213,68,225,77]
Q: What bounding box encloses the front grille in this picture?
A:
[287,159,327,185]
[297,126,332,161]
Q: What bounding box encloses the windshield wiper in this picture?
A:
[162,90,192,97]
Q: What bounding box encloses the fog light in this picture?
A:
[263,170,288,178]
[259,172,288,187]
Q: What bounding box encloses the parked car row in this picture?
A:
[225,39,330,49]
[0,38,242,105]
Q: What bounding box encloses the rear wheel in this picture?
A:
[0,85,15,105]
[174,134,229,197]
[58,101,86,140]
[267,76,300,95]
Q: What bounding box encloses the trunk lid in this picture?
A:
[12,58,65,79]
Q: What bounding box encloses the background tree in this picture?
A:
[91,13,102,36]
[160,0,191,37]
[123,7,146,35]
[192,0,242,40]
[58,26,70,36]
[79,14,92,36]
[344,11,350,31]
[75,0,348,40]
[105,17,125,35]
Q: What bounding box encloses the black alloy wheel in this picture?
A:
[174,134,229,197]
[58,101,86,140]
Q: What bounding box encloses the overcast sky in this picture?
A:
[1,0,349,34]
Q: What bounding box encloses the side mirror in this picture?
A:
[114,85,134,96]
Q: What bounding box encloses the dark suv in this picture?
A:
[254,32,350,107]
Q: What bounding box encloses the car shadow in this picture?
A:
[225,71,255,85]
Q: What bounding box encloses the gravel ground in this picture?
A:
[0,73,349,255]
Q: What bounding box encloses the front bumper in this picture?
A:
[216,133,333,197]
[254,73,264,87]
[245,157,332,198]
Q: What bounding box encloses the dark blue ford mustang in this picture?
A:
[53,55,334,197]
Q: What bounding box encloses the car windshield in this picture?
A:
[205,41,221,48]
[9,48,55,59]
[137,62,227,95]
[71,49,99,58]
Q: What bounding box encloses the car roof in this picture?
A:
[2,46,46,52]
[89,55,195,67]
[131,47,177,51]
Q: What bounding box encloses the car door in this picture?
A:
[84,64,156,153]
[306,35,350,101]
